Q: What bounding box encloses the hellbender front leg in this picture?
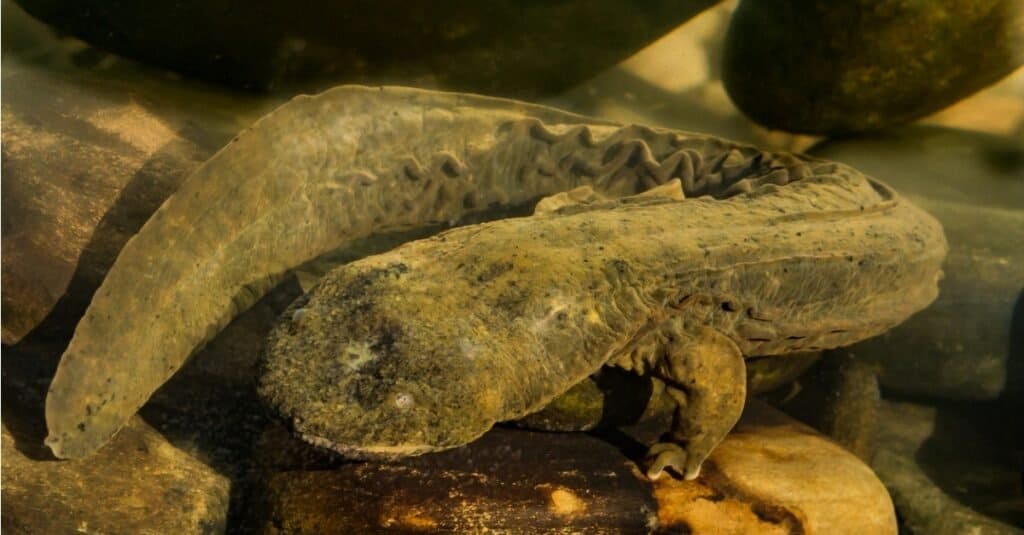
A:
[645,322,746,481]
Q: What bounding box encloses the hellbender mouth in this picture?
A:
[298,431,440,460]
[43,84,944,461]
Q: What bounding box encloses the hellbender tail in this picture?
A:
[45,85,844,458]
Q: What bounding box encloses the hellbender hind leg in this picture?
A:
[645,322,746,481]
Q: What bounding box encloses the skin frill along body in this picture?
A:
[45,85,947,466]
[258,175,946,480]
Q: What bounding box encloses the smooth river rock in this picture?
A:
[253,401,895,534]
[13,0,719,98]
[0,3,274,344]
[811,126,1024,401]
[2,419,231,534]
[873,400,1024,533]
[722,0,1024,135]
[2,365,231,535]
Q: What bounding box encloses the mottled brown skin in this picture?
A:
[46,85,854,459]
[259,174,946,480]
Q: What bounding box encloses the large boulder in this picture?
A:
[873,400,1024,533]
[13,0,719,98]
[2,356,231,534]
[722,0,1024,135]
[1,4,276,343]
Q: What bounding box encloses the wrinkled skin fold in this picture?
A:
[45,85,947,460]
[258,177,946,479]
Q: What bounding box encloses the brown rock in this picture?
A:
[0,271,300,535]
[2,410,230,534]
[12,0,720,98]
[722,0,1024,135]
[691,402,895,534]
[253,401,895,533]
[772,351,881,462]
[872,400,1024,533]
[0,4,274,343]
[255,426,658,534]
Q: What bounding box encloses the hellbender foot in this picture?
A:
[259,177,946,480]
[45,85,946,462]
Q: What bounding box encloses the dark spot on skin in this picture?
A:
[339,263,410,303]
[608,259,630,274]
[370,326,399,355]
[77,423,86,432]
[346,321,406,411]
[440,159,461,178]
[495,284,530,317]
[434,186,452,210]
[474,261,514,285]
[704,492,726,503]
[721,301,738,312]
[403,164,422,181]
[462,192,477,209]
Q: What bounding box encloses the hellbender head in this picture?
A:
[258,260,526,458]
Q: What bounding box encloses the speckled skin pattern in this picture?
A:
[260,173,946,479]
[45,85,946,461]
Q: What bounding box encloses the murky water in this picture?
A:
[3,1,1023,533]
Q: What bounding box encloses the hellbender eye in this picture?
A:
[393,392,415,409]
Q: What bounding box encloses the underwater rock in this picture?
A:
[253,401,895,534]
[811,126,1024,401]
[256,427,657,534]
[773,351,881,462]
[13,0,719,97]
[0,6,273,344]
[685,402,896,534]
[721,0,1024,135]
[2,411,230,533]
[0,67,202,343]
[872,400,1024,533]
